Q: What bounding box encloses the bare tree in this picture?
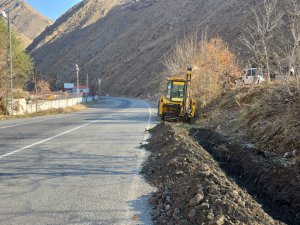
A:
[273,0,300,96]
[163,32,199,76]
[287,0,300,93]
[240,0,283,82]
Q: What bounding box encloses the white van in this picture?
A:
[242,68,265,85]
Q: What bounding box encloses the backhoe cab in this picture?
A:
[158,67,197,122]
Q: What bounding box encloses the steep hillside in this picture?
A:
[0,0,52,46]
[28,0,260,97]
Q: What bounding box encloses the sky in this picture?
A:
[26,0,82,20]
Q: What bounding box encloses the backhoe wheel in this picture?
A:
[157,114,165,121]
[157,102,163,121]
[157,113,161,121]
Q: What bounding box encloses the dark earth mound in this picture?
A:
[141,122,285,225]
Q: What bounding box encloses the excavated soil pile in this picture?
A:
[141,123,285,225]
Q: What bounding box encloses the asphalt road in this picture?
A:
[0,97,156,225]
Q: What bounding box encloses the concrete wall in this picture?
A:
[10,96,96,115]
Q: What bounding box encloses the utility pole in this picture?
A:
[75,64,79,100]
[86,73,89,90]
[8,11,13,115]
[1,10,14,115]
[34,68,38,113]
[98,78,102,100]
[4,11,9,115]
[1,0,22,115]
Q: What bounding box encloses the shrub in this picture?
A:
[164,34,240,107]
[0,18,33,114]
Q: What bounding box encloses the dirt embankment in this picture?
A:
[200,85,300,158]
[191,128,300,225]
[141,123,285,225]
[192,85,300,224]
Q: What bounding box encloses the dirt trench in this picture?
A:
[141,122,287,225]
[190,128,300,225]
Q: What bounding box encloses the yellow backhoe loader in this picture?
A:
[158,67,197,122]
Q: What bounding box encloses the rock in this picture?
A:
[172,208,180,221]
[165,204,171,211]
[236,196,242,203]
[209,214,225,225]
[162,190,169,199]
[189,193,204,207]
[196,202,210,210]
[199,163,210,171]
[208,186,219,195]
[292,150,297,156]
[245,200,252,207]
[211,175,222,185]
[238,200,245,208]
[158,203,164,209]
[198,164,212,177]
[166,210,173,217]
[228,190,239,199]
[150,196,158,204]
[188,208,197,219]
[214,199,225,210]
[221,196,227,202]
[214,198,223,205]
[167,157,178,166]
[197,188,204,196]
[175,170,184,175]
[196,184,203,189]
[203,177,210,182]
[220,187,227,195]
[199,170,212,177]
[196,211,207,224]
[152,208,161,220]
[166,195,171,203]
[283,152,293,158]
[207,212,214,220]
[157,215,166,223]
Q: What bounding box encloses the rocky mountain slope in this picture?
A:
[0,0,52,46]
[28,0,260,96]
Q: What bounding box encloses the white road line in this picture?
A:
[0,106,130,160]
[0,99,152,160]
[0,115,72,130]
[0,121,94,159]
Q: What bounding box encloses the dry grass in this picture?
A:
[238,83,300,155]
[201,82,300,158]
[0,104,86,121]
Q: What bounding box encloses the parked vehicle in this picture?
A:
[242,68,265,85]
